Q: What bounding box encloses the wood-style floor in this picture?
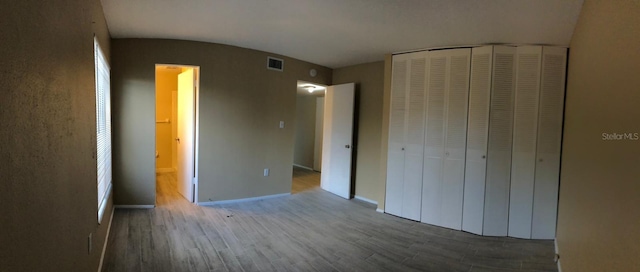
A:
[291,166,320,194]
[102,169,557,272]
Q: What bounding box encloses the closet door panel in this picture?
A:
[385,57,409,217]
[532,47,566,239]
[402,54,428,221]
[483,46,517,236]
[421,53,447,225]
[463,46,493,235]
[441,49,471,230]
[509,46,543,239]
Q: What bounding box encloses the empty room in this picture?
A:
[1,1,639,272]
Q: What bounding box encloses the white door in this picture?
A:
[402,54,428,221]
[421,48,471,230]
[422,53,447,226]
[320,83,355,199]
[462,46,493,235]
[441,49,471,230]
[385,57,408,217]
[509,46,543,238]
[177,68,195,202]
[531,46,566,239]
[483,46,517,236]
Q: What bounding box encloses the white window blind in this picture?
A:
[95,38,112,223]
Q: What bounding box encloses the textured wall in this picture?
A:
[0,0,113,271]
[293,95,318,168]
[111,39,332,205]
[556,0,640,271]
[332,61,385,204]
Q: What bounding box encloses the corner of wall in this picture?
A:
[377,54,393,210]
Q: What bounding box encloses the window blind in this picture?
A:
[95,38,112,223]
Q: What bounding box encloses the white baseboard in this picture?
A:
[555,238,562,272]
[198,193,291,206]
[354,195,378,205]
[97,206,115,272]
[156,168,175,173]
[114,205,155,209]
[376,208,385,213]
[293,164,314,171]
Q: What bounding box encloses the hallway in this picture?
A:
[291,166,320,194]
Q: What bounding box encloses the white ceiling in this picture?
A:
[101,0,584,69]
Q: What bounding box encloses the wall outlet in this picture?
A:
[88,233,92,255]
[264,168,270,177]
[279,121,285,128]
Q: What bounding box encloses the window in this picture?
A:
[95,38,112,223]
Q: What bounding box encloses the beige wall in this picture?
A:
[155,69,180,169]
[0,1,113,271]
[111,39,332,205]
[332,61,385,203]
[293,95,318,168]
[557,0,640,271]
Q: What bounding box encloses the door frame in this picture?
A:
[155,64,201,203]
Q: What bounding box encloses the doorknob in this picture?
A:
[175,138,180,143]
[345,145,350,149]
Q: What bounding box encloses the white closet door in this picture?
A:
[509,46,543,239]
[531,47,566,239]
[482,46,516,236]
[441,49,471,230]
[402,53,428,221]
[385,56,410,217]
[483,46,517,236]
[462,46,493,235]
[421,52,448,226]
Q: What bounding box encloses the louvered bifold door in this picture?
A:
[422,48,471,230]
[483,46,517,236]
[402,52,428,221]
[441,48,471,230]
[531,47,567,239]
[462,46,493,235]
[509,46,543,239]
[421,50,448,226]
[385,55,410,218]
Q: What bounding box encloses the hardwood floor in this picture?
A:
[291,166,320,194]
[102,172,557,272]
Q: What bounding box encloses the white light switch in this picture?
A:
[279,121,285,128]
[264,168,270,177]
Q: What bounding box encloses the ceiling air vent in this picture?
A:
[267,57,284,71]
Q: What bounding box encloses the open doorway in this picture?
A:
[155,64,200,205]
[292,81,326,193]
[292,81,356,199]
